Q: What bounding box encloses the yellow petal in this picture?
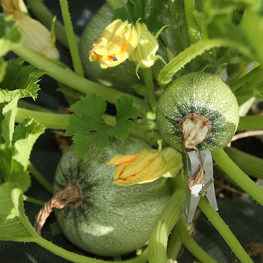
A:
[113,162,131,179]
[120,150,159,178]
[106,153,139,166]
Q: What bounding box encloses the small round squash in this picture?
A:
[156,72,239,154]
[53,137,173,257]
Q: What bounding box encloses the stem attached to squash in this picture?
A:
[212,149,263,207]
[175,217,217,263]
[198,197,254,263]
[238,115,263,130]
[148,187,185,263]
[12,45,149,115]
[28,162,54,195]
[59,0,85,77]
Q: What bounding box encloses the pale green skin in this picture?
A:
[79,3,140,93]
[156,72,239,154]
[53,137,173,257]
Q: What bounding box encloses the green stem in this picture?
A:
[106,0,125,10]
[175,217,217,263]
[148,187,185,263]
[184,0,200,44]
[158,39,253,88]
[238,115,263,130]
[174,27,185,53]
[18,100,55,113]
[142,68,157,116]
[35,235,149,263]
[166,227,182,260]
[230,65,263,92]
[12,45,148,115]
[224,147,263,179]
[24,0,76,48]
[59,0,84,77]
[212,149,263,207]
[23,196,45,206]
[28,162,53,195]
[198,197,253,263]
[15,107,157,146]
[16,107,70,130]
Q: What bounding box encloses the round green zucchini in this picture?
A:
[53,137,173,257]
[156,72,239,154]
[79,3,140,93]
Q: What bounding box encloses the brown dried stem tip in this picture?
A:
[34,180,83,236]
[179,113,211,189]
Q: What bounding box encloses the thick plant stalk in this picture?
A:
[148,187,185,263]
[238,115,263,130]
[224,147,263,179]
[59,0,84,77]
[13,45,149,115]
[198,197,253,263]
[175,217,217,263]
[212,149,263,207]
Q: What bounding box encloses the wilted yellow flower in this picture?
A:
[1,0,59,60]
[106,141,183,186]
[89,19,141,68]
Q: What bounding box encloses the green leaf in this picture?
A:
[66,93,139,157]
[0,182,33,241]
[0,15,22,57]
[0,58,6,83]
[145,0,167,33]
[108,96,139,141]
[1,97,19,146]
[13,118,46,169]
[0,59,45,102]
[0,144,31,192]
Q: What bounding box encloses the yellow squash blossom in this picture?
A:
[89,19,141,68]
[0,0,59,60]
[106,141,183,186]
[128,23,166,76]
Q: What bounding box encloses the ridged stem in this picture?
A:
[24,0,75,48]
[212,149,263,207]
[158,39,253,88]
[59,0,84,77]
[224,147,263,179]
[148,187,185,263]
[142,68,157,117]
[184,0,200,44]
[198,197,253,263]
[12,45,148,115]
[230,65,263,92]
[238,115,263,130]
[175,217,217,263]
[166,227,182,260]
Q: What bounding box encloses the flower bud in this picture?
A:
[1,0,59,60]
[89,19,141,69]
[106,141,183,186]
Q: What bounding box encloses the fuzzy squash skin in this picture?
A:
[156,72,239,154]
[53,137,173,257]
[79,3,140,93]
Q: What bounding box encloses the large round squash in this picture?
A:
[156,72,239,154]
[53,137,173,257]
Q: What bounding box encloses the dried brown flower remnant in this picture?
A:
[34,180,83,236]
